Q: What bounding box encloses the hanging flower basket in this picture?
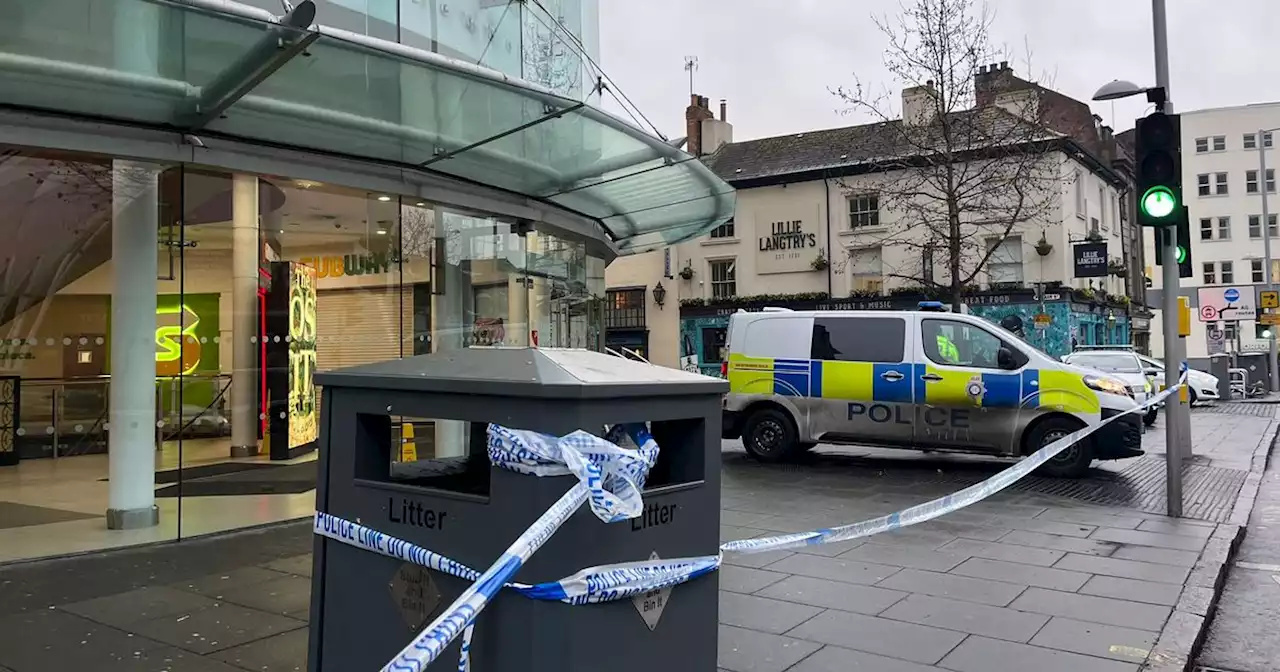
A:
[678,265,694,280]
[1035,232,1053,257]
[811,252,829,271]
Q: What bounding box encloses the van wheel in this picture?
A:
[1143,407,1158,426]
[742,408,800,462]
[1029,418,1092,478]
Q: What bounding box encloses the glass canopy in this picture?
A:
[0,0,734,254]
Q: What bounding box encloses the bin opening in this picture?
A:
[356,414,491,497]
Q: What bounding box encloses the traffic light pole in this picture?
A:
[1153,0,1184,517]
[1258,129,1279,392]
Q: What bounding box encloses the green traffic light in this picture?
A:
[1175,246,1187,263]
[1141,186,1177,219]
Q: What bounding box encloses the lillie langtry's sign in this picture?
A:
[756,218,819,274]
[298,253,394,278]
[758,220,817,252]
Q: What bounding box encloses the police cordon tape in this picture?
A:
[312,373,1187,672]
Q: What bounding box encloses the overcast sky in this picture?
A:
[597,0,1280,142]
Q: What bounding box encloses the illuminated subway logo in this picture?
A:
[155,304,201,376]
[298,253,392,278]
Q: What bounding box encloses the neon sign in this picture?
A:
[155,304,202,376]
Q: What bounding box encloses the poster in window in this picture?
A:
[264,261,318,459]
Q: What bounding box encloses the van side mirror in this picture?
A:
[997,347,1017,370]
[1143,368,1160,377]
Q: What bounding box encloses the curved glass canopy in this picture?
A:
[0,0,734,255]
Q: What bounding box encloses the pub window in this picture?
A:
[848,194,880,229]
[701,327,727,363]
[709,220,735,239]
[604,288,646,329]
[709,259,736,298]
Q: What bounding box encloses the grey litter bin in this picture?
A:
[1208,354,1233,400]
[1238,352,1271,394]
[307,347,728,672]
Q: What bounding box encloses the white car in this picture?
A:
[1136,354,1221,404]
[1061,350,1159,427]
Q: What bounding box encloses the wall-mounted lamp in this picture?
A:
[652,282,667,308]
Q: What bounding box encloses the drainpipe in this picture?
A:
[824,175,834,298]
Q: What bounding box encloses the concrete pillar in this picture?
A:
[106,161,161,530]
[230,174,261,457]
[432,210,469,458]
[507,273,529,347]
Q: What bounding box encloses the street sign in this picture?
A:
[1033,313,1052,330]
[1263,290,1280,309]
[1207,331,1226,355]
[1199,305,1218,321]
[1197,286,1258,321]
[1261,312,1280,326]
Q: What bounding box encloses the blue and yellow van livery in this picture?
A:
[722,308,1142,478]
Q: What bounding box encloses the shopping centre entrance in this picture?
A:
[0,149,608,561]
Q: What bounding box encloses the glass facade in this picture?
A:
[230,0,599,101]
[0,144,605,561]
[0,0,731,562]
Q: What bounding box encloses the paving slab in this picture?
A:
[718,565,789,594]
[1028,616,1156,663]
[753,575,907,615]
[1008,587,1171,631]
[939,634,1141,672]
[1053,552,1192,584]
[719,591,824,634]
[877,568,1027,607]
[948,556,1090,592]
[717,624,821,672]
[936,538,1066,566]
[785,609,967,665]
[208,627,309,672]
[788,644,941,672]
[1078,575,1182,607]
[878,593,1049,642]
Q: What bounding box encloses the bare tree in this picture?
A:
[831,0,1066,310]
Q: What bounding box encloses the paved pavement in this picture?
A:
[1196,429,1280,672]
[0,405,1274,672]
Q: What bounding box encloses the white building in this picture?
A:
[609,69,1140,371]
[1144,101,1280,364]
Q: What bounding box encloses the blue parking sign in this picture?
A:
[1225,287,1240,302]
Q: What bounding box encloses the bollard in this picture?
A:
[307,348,727,671]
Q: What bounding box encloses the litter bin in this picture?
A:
[1208,354,1232,400]
[307,347,728,671]
[1238,352,1272,394]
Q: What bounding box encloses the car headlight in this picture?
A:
[1084,374,1132,398]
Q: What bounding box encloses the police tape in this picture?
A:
[723,373,1186,554]
[312,375,1185,670]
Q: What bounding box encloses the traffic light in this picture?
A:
[1153,205,1193,278]
[1134,111,1182,228]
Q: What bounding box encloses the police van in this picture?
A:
[720,304,1144,477]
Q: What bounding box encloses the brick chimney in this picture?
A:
[902,81,939,126]
[686,94,714,156]
[974,60,1023,107]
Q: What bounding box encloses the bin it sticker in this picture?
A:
[632,551,671,631]
[389,562,442,631]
